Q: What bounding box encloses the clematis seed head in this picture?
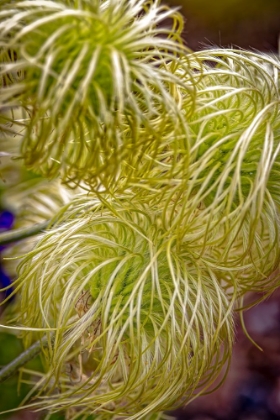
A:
[15,196,234,419]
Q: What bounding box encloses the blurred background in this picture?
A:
[0,0,280,418]
[168,0,279,52]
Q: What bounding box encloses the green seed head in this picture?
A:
[15,196,234,418]
[0,0,190,190]
[185,50,280,211]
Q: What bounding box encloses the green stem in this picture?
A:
[0,337,47,383]
[0,221,49,246]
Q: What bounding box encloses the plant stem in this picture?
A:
[0,337,47,383]
[0,221,49,246]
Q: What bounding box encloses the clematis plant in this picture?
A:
[0,0,280,419]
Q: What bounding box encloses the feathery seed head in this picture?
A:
[185,50,280,213]
[15,196,234,418]
[0,0,191,190]
[113,51,280,224]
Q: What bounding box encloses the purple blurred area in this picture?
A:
[0,211,14,232]
[0,210,14,299]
